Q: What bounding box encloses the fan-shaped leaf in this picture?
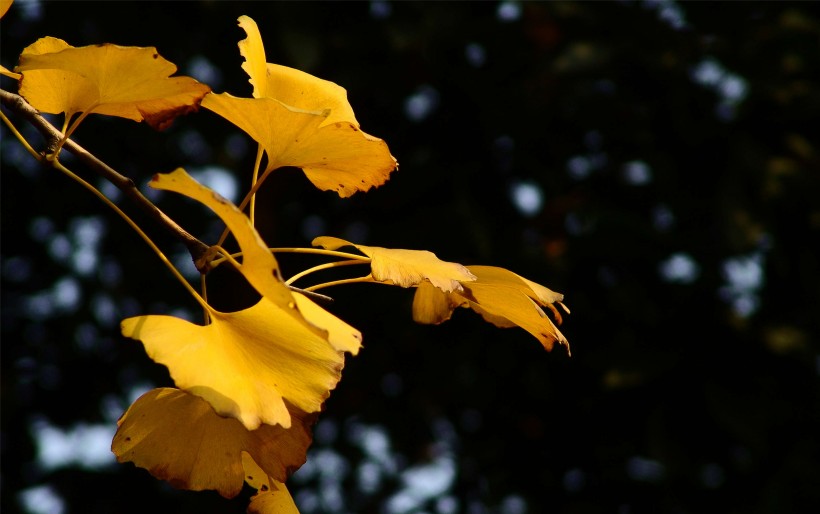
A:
[202,16,396,197]
[121,295,360,430]
[15,37,210,129]
[203,93,395,197]
[112,388,315,498]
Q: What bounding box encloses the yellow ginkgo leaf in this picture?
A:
[203,93,396,197]
[150,168,296,314]
[262,63,358,130]
[236,15,359,131]
[312,236,476,293]
[412,266,570,353]
[112,388,315,499]
[15,37,210,129]
[121,295,360,430]
[203,15,396,197]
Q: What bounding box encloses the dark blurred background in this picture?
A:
[2,2,819,513]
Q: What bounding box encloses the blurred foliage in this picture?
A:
[2,2,819,514]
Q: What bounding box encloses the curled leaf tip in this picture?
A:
[412,266,570,353]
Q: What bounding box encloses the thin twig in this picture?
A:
[0,88,210,266]
[1,88,330,304]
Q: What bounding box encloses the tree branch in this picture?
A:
[0,88,334,303]
[0,88,210,267]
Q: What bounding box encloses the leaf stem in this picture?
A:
[208,245,336,304]
[216,145,265,249]
[50,157,212,313]
[0,89,210,266]
[271,247,370,261]
[303,275,377,292]
[249,144,264,225]
[286,259,369,286]
[0,110,40,159]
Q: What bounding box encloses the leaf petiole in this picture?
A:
[271,247,370,261]
[285,259,369,286]
[0,110,40,159]
[49,157,213,314]
[304,275,377,292]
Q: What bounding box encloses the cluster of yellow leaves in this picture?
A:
[2,6,569,513]
[203,16,397,198]
[312,237,570,352]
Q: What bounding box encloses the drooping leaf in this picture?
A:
[467,266,569,323]
[312,236,476,292]
[121,295,360,430]
[412,266,570,353]
[15,37,210,129]
[202,16,396,197]
[150,168,296,314]
[112,388,315,499]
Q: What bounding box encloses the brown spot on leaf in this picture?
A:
[141,103,202,131]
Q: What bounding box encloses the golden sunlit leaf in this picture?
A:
[235,15,357,130]
[202,15,397,197]
[313,236,476,292]
[203,93,396,197]
[263,63,359,130]
[150,168,296,312]
[412,266,570,353]
[121,296,359,430]
[15,37,210,129]
[112,388,315,499]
